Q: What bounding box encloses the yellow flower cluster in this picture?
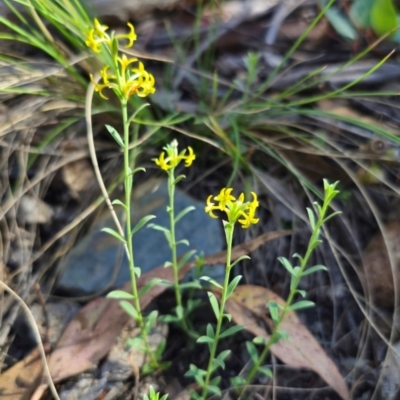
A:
[205,188,259,228]
[154,140,195,171]
[85,19,155,101]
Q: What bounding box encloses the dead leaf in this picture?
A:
[18,195,53,224]
[0,230,292,399]
[360,221,400,308]
[226,285,350,400]
[62,159,95,199]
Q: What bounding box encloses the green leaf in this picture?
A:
[174,205,195,224]
[138,278,163,297]
[324,5,358,40]
[349,0,374,28]
[197,335,214,344]
[106,290,133,300]
[371,0,398,37]
[259,366,273,378]
[200,276,223,289]
[290,300,315,311]
[176,305,184,319]
[177,250,196,269]
[217,350,231,362]
[302,265,328,276]
[178,281,202,290]
[219,324,244,339]
[253,336,267,346]
[230,255,251,268]
[144,310,158,333]
[296,289,306,298]
[231,376,246,388]
[134,267,141,277]
[278,257,294,275]
[226,275,242,298]
[206,323,215,338]
[148,224,172,246]
[207,385,221,397]
[267,301,279,324]
[120,300,138,320]
[105,124,124,148]
[127,103,150,124]
[101,227,126,244]
[111,199,127,209]
[246,341,259,362]
[173,174,186,186]
[208,292,220,319]
[306,207,316,230]
[211,357,225,370]
[131,215,156,236]
[127,337,145,351]
[175,239,189,247]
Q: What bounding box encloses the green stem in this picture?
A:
[202,222,234,399]
[244,199,331,388]
[121,99,158,369]
[168,169,189,332]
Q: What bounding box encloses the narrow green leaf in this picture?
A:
[175,239,189,247]
[173,174,186,186]
[111,199,127,209]
[176,305,184,319]
[208,292,220,320]
[174,205,195,224]
[325,5,358,40]
[131,215,156,236]
[207,385,221,396]
[219,324,244,339]
[226,275,242,298]
[230,255,251,268]
[217,350,231,362]
[120,300,138,320]
[303,265,328,276]
[105,124,124,148]
[200,276,223,289]
[259,366,273,378]
[253,336,267,346]
[127,167,133,193]
[278,257,294,275]
[177,249,196,269]
[106,290,133,300]
[197,335,214,344]
[138,278,163,297]
[127,337,145,351]
[297,289,306,298]
[206,323,215,338]
[144,310,158,333]
[211,357,225,370]
[267,301,279,324]
[290,300,315,310]
[134,267,141,277]
[306,207,316,230]
[127,103,150,124]
[178,281,202,290]
[246,341,259,363]
[101,227,126,244]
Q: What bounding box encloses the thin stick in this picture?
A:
[0,280,60,400]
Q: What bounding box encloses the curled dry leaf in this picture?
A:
[0,230,292,399]
[225,285,350,400]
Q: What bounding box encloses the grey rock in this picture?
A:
[57,180,223,295]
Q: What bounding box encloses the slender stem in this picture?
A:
[202,223,234,399]
[121,99,158,368]
[168,170,189,332]
[244,200,331,387]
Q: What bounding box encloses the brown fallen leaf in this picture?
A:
[0,230,292,399]
[225,285,350,400]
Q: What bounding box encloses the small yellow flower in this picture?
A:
[85,19,110,53]
[154,152,170,171]
[115,22,137,48]
[214,188,235,211]
[205,189,259,228]
[154,141,195,171]
[205,195,219,219]
[184,147,196,167]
